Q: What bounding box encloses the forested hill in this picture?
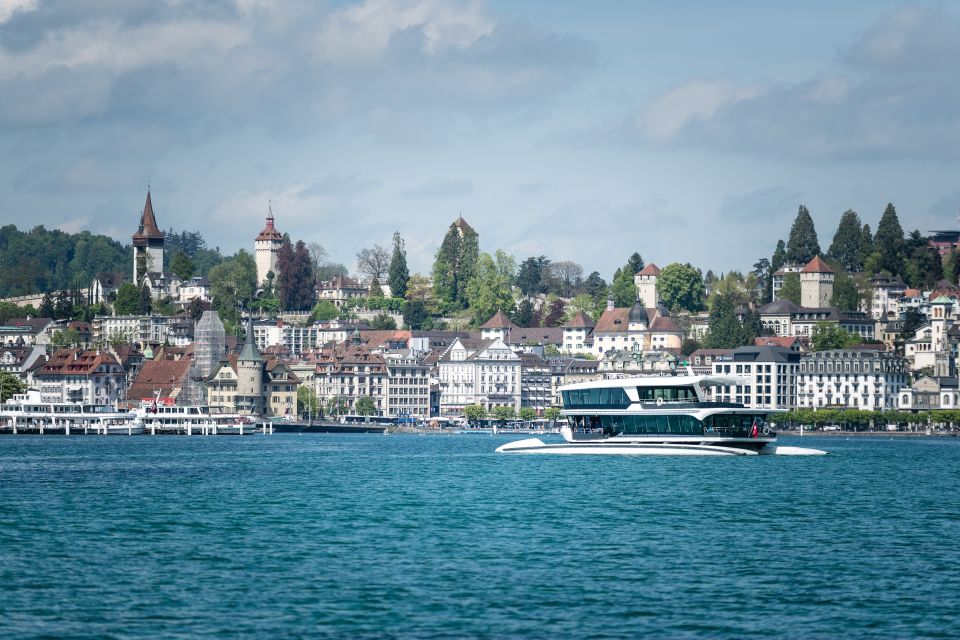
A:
[0,225,224,299]
[0,225,131,298]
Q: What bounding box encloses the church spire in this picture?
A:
[133,188,164,241]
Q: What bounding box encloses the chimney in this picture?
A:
[606,295,615,311]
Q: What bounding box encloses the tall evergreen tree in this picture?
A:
[610,267,637,307]
[169,250,195,281]
[517,256,550,296]
[945,250,960,285]
[771,240,787,273]
[39,292,55,318]
[828,209,867,271]
[704,292,750,349]
[779,273,801,304]
[387,232,409,298]
[432,221,480,309]
[903,230,943,289]
[626,253,645,275]
[276,239,315,311]
[874,203,905,276]
[785,205,820,264]
[137,284,152,315]
[859,223,874,269]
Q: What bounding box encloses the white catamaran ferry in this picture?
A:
[496,375,826,456]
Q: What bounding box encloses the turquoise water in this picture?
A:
[1,434,959,639]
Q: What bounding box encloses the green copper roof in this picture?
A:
[932,295,954,304]
[238,317,263,362]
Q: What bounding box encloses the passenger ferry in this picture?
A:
[134,401,260,435]
[496,375,826,456]
[0,389,142,435]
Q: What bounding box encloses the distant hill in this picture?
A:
[0,225,131,298]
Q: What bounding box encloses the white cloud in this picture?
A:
[0,0,36,24]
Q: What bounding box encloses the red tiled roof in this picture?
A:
[637,263,661,276]
[801,256,833,273]
[754,336,800,348]
[563,311,595,329]
[480,310,517,330]
[255,206,283,242]
[127,357,191,401]
[37,349,121,377]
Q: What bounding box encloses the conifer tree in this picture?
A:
[611,266,637,307]
[387,232,409,299]
[945,251,960,285]
[626,253,645,275]
[432,220,480,309]
[827,210,867,272]
[785,205,820,265]
[874,203,905,276]
[704,292,749,349]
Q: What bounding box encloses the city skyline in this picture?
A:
[0,1,958,277]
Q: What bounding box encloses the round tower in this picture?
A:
[235,317,264,416]
[255,203,283,288]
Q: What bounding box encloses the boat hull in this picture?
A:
[495,438,828,456]
[270,421,387,434]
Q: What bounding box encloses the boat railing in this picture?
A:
[638,401,745,409]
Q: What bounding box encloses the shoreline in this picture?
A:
[780,430,959,437]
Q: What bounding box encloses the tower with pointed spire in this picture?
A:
[132,188,165,284]
[235,316,265,416]
[255,203,284,288]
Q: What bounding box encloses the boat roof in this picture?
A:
[559,374,751,392]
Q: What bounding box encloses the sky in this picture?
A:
[1,0,959,279]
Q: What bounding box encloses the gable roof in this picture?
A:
[511,327,564,346]
[36,349,121,377]
[754,336,801,348]
[801,256,833,273]
[127,357,191,401]
[563,311,595,329]
[480,310,517,330]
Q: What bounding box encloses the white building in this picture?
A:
[898,376,960,412]
[562,311,595,354]
[178,277,211,304]
[255,205,283,287]
[383,349,432,419]
[437,337,521,415]
[868,274,906,321]
[796,349,908,411]
[590,301,683,356]
[772,263,803,301]
[708,346,802,410]
[253,318,317,356]
[33,349,126,405]
[93,315,175,347]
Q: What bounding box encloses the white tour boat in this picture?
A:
[496,375,827,456]
[134,399,260,435]
[0,389,142,435]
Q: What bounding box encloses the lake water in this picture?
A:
[1,434,959,638]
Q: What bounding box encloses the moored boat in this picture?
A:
[0,389,143,435]
[496,375,827,456]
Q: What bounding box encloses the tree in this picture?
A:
[610,267,637,307]
[779,273,801,304]
[137,284,153,315]
[310,301,339,323]
[113,283,139,315]
[519,407,537,421]
[327,395,350,417]
[786,205,821,265]
[356,245,390,282]
[169,250,195,281]
[771,239,787,273]
[39,292,55,318]
[464,404,487,423]
[402,300,429,330]
[297,385,320,419]
[370,312,397,330]
[465,250,516,326]
[492,405,516,423]
[658,263,706,312]
[945,251,960,285]
[54,289,73,319]
[368,278,384,298]
[208,250,258,325]
[513,298,534,326]
[547,260,583,297]
[543,298,566,327]
[901,309,924,343]
[704,292,750,349]
[566,294,596,318]
[626,252,645,275]
[354,396,377,416]
[307,242,329,273]
[517,256,550,296]
[387,232,409,299]
[584,271,607,304]
[277,239,315,311]
[51,328,81,348]
[432,221,480,309]
[874,203,905,276]
[903,230,943,289]
[828,210,868,272]
[681,338,700,356]
[830,270,867,312]
[811,322,858,351]
[0,371,25,402]
[544,407,562,422]
[752,257,772,303]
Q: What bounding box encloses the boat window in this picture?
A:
[608,414,704,435]
[561,387,631,409]
[635,386,698,401]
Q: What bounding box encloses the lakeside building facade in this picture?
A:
[708,346,801,410]
[34,349,126,405]
[437,337,521,415]
[796,349,908,411]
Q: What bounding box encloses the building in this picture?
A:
[253,318,317,356]
[479,310,516,343]
[126,352,193,405]
[868,274,907,321]
[796,349,908,411]
[689,348,733,375]
[519,352,551,414]
[898,376,960,412]
[633,263,661,306]
[33,349,126,405]
[255,205,284,287]
[562,312,595,354]
[313,338,389,416]
[437,337,521,415]
[590,301,683,356]
[709,346,802,410]
[382,348,432,419]
[88,272,125,306]
[177,277,211,304]
[317,275,367,308]
[598,349,677,376]
[547,358,598,407]
[757,300,874,341]
[799,256,834,309]
[132,189,165,284]
[93,315,176,347]
[0,345,45,379]
[0,317,54,347]
[234,318,265,415]
[929,229,960,257]
[772,263,803,301]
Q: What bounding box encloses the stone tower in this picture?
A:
[255,203,284,288]
[800,256,834,308]
[931,296,953,378]
[235,317,264,416]
[634,263,661,306]
[132,189,165,284]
